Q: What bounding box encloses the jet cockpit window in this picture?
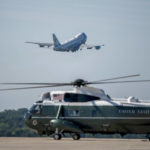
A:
[75,33,81,38]
[64,93,100,102]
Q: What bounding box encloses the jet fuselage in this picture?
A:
[54,32,87,52]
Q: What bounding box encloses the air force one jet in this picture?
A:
[26,32,104,52]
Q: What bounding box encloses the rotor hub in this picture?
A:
[73,79,87,87]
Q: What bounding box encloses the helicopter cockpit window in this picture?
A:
[29,105,42,114]
[64,93,100,102]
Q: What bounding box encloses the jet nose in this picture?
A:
[82,33,87,41]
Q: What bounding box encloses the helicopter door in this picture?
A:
[92,110,97,117]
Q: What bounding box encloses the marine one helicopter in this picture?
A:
[1,74,150,140]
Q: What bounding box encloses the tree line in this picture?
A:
[0,108,37,137]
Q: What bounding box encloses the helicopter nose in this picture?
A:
[24,112,32,125]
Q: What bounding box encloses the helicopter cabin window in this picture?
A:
[68,109,80,116]
[64,93,100,102]
[53,94,63,102]
[42,92,51,100]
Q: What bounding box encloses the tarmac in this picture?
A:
[0,138,150,150]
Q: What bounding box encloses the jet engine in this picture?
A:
[94,46,101,49]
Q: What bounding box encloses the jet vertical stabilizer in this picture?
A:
[52,34,61,47]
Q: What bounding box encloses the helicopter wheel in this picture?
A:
[53,133,62,140]
[72,133,80,140]
[146,134,150,141]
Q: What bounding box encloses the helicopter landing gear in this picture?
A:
[120,133,126,138]
[146,134,150,141]
[72,133,80,140]
[53,133,62,140]
[53,128,63,140]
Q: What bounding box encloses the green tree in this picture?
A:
[0,108,38,137]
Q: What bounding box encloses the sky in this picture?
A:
[0,0,150,111]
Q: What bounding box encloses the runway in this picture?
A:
[0,138,150,150]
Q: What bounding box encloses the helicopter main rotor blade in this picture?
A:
[0,74,149,90]
[0,82,72,85]
[91,80,150,85]
[0,74,140,86]
[88,74,140,84]
[0,84,72,91]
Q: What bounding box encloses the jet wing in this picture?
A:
[25,41,53,48]
[84,44,104,50]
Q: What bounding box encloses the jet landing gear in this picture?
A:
[72,133,80,140]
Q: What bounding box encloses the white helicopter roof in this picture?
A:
[49,86,106,98]
[39,86,150,107]
[40,86,110,104]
